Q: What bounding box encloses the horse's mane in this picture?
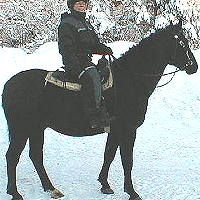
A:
[117,26,172,66]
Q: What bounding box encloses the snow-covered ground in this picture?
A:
[0,42,199,200]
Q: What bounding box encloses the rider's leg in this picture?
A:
[79,66,108,129]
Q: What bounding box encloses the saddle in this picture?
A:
[45,66,113,91]
[44,66,114,133]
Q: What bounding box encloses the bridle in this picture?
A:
[109,34,194,88]
[156,34,194,88]
[170,35,193,69]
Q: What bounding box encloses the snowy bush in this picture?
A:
[0,0,199,52]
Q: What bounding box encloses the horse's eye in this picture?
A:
[179,40,185,47]
[174,35,179,39]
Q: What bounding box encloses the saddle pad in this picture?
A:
[45,68,113,91]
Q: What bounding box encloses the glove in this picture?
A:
[97,56,108,70]
[92,43,113,55]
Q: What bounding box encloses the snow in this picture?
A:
[0,42,199,200]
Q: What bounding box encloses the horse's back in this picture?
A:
[3,69,48,89]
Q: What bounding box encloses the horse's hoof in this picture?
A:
[129,197,142,200]
[129,194,142,200]
[125,188,142,200]
[11,197,23,200]
[11,194,23,200]
[101,187,114,194]
[48,188,64,199]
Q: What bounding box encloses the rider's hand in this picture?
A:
[97,56,108,70]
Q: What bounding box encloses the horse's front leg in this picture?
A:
[119,129,141,200]
[98,130,119,194]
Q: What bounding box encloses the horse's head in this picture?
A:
[167,20,198,75]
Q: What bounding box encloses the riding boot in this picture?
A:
[79,66,109,129]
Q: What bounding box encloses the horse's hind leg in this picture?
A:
[29,130,64,199]
[98,130,119,194]
[6,135,28,200]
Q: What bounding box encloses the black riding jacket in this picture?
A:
[58,11,111,77]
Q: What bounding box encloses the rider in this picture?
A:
[58,0,113,129]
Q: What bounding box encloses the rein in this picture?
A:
[108,55,180,88]
[128,68,180,77]
[108,32,193,89]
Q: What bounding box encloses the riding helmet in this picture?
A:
[67,0,89,10]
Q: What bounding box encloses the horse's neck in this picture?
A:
[116,42,168,77]
[113,39,169,95]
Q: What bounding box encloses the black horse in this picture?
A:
[2,21,198,200]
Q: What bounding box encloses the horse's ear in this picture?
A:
[174,18,183,34]
[172,18,183,34]
[178,19,183,28]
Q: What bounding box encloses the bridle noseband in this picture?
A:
[171,34,193,70]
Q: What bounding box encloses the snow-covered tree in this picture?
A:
[0,0,68,51]
[90,0,200,48]
[0,0,199,51]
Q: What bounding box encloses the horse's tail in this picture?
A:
[2,69,48,142]
[2,79,15,142]
[2,71,31,142]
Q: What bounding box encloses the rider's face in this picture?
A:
[73,1,88,12]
